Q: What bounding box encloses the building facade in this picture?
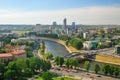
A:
[115,45,120,54]
[83,41,98,50]
[0,46,26,62]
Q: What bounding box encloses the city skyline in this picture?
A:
[0,0,120,24]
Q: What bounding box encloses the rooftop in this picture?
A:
[0,50,26,58]
[0,53,13,58]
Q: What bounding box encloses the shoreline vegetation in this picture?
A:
[38,37,120,66]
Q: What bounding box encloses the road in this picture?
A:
[50,67,120,80]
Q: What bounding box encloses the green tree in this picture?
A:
[54,56,64,66]
[4,62,19,80]
[59,57,64,67]
[38,34,58,39]
[72,59,79,69]
[45,60,51,70]
[102,64,110,75]
[64,58,70,68]
[114,67,120,77]
[54,56,60,65]
[15,59,27,77]
[59,35,70,41]
[70,38,83,50]
[73,40,83,49]
[84,61,90,72]
[0,62,4,79]
[109,65,114,76]
[29,57,41,73]
[94,64,100,74]
[28,42,34,47]
[64,58,79,69]
[42,71,53,80]
[41,60,51,71]
[4,69,15,80]
[66,59,72,68]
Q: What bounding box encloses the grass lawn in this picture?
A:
[96,54,120,65]
[36,76,78,80]
[68,46,85,53]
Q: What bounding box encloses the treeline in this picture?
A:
[54,56,79,69]
[0,36,17,44]
[84,61,120,78]
[0,57,51,80]
[10,41,34,47]
[59,35,70,41]
[54,57,120,78]
[37,34,58,39]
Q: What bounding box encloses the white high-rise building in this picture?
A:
[83,32,90,38]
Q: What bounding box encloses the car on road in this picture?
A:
[71,70,78,73]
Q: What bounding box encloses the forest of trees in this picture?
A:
[0,57,51,80]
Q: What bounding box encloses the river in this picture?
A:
[44,40,69,57]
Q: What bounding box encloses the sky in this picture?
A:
[0,0,120,25]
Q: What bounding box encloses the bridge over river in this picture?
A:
[64,52,96,60]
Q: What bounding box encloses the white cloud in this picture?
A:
[0,6,120,25]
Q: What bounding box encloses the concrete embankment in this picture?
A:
[95,54,120,65]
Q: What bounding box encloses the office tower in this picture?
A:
[62,18,67,30]
[72,22,76,29]
[52,21,57,27]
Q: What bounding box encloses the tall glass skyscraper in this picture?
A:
[62,18,67,30]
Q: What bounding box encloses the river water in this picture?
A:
[44,40,69,57]
[44,40,120,74]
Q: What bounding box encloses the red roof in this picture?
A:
[0,53,13,58]
[0,50,26,58]
[11,50,26,55]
